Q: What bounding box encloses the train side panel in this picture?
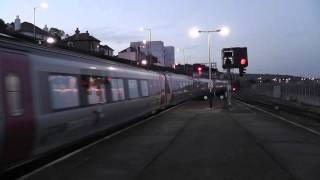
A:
[0,52,4,166]
[30,54,163,155]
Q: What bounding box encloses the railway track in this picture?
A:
[234,98,320,137]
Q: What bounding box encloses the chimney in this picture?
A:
[43,24,49,32]
[14,15,21,31]
[86,30,89,36]
[75,28,80,35]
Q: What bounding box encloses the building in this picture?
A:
[62,28,100,52]
[130,41,175,67]
[7,15,52,42]
[164,46,175,67]
[99,44,114,56]
[118,47,146,62]
[62,28,114,56]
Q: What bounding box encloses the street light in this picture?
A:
[189,26,230,108]
[141,59,148,65]
[46,37,55,44]
[34,2,48,43]
[140,26,152,64]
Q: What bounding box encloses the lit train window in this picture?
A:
[140,80,149,97]
[5,74,23,116]
[128,80,139,99]
[86,77,106,104]
[154,80,160,94]
[149,80,159,95]
[111,79,125,101]
[49,75,80,110]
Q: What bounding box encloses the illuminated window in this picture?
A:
[86,77,106,104]
[128,80,139,99]
[111,78,125,101]
[140,80,149,97]
[5,74,23,116]
[49,75,80,110]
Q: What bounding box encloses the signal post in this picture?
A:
[222,47,248,107]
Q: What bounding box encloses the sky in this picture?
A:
[1,0,319,77]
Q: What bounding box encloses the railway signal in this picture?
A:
[239,67,246,77]
[222,47,248,69]
[221,47,248,107]
[193,64,205,76]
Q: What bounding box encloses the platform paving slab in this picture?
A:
[24,100,320,180]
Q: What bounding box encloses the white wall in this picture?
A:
[118,51,136,61]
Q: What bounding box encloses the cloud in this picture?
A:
[87,26,144,45]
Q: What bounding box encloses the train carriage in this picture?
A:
[0,37,211,171]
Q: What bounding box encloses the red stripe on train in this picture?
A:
[1,52,35,165]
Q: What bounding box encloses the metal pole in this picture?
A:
[183,49,186,65]
[183,49,186,72]
[33,7,36,43]
[208,33,213,108]
[149,29,152,65]
[227,68,232,106]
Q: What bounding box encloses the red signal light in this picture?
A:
[197,67,202,71]
[240,58,247,65]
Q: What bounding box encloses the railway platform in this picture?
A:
[21,100,320,180]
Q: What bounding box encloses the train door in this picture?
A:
[164,74,172,104]
[159,74,166,106]
[0,52,35,165]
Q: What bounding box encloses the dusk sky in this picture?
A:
[1,0,319,77]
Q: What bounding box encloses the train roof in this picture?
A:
[0,34,191,77]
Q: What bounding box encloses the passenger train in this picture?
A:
[0,37,211,171]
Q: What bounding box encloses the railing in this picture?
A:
[244,82,320,106]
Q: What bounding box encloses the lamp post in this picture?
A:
[33,2,48,43]
[140,27,152,65]
[189,26,230,108]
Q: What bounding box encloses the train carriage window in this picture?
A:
[83,76,106,104]
[5,74,23,116]
[140,80,149,97]
[128,79,139,99]
[111,78,125,101]
[49,75,80,110]
[154,80,160,94]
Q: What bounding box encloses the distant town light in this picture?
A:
[40,2,48,9]
[141,59,148,65]
[189,27,200,38]
[219,26,230,37]
[142,40,147,44]
[46,37,55,44]
[90,66,97,69]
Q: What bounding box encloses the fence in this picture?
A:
[245,82,320,106]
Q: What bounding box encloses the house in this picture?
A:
[62,28,114,56]
[7,15,52,42]
[130,41,175,67]
[62,28,100,52]
[99,44,114,56]
[118,47,146,62]
[118,46,158,65]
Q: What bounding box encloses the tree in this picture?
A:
[0,19,7,32]
[49,27,65,40]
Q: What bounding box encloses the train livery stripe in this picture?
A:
[1,52,35,165]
